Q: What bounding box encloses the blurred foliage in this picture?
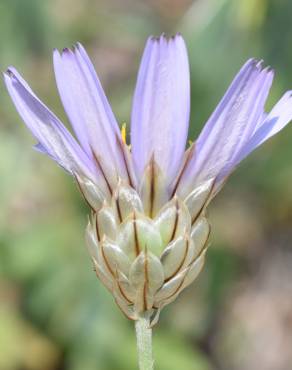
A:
[1,0,292,369]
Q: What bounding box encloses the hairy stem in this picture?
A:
[135,316,154,370]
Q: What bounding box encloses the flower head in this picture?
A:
[4,34,292,324]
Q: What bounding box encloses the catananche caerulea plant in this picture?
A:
[4,34,292,370]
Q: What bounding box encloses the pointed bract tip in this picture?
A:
[149,151,156,162]
[116,176,123,188]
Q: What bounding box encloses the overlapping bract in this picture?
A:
[84,176,213,324]
[4,33,292,322]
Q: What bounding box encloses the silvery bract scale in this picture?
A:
[5,34,292,324]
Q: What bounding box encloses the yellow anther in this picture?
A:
[121,123,127,144]
[188,139,193,147]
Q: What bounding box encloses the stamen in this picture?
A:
[121,123,127,144]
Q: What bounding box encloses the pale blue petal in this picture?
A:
[4,68,98,183]
[131,34,190,184]
[235,91,292,164]
[175,59,274,196]
[53,44,131,185]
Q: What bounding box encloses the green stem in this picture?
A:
[135,316,154,370]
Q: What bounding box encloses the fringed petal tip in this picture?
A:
[4,68,13,78]
[149,33,183,42]
[146,33,188,58]
[5,66,22,77]
[4,68,19,84]
[4,66,39,97]
[53,42,88,59]
[242,57,274,73]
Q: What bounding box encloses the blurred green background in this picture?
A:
[1,0,292,369]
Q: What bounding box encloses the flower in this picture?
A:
[4,34,292,324]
